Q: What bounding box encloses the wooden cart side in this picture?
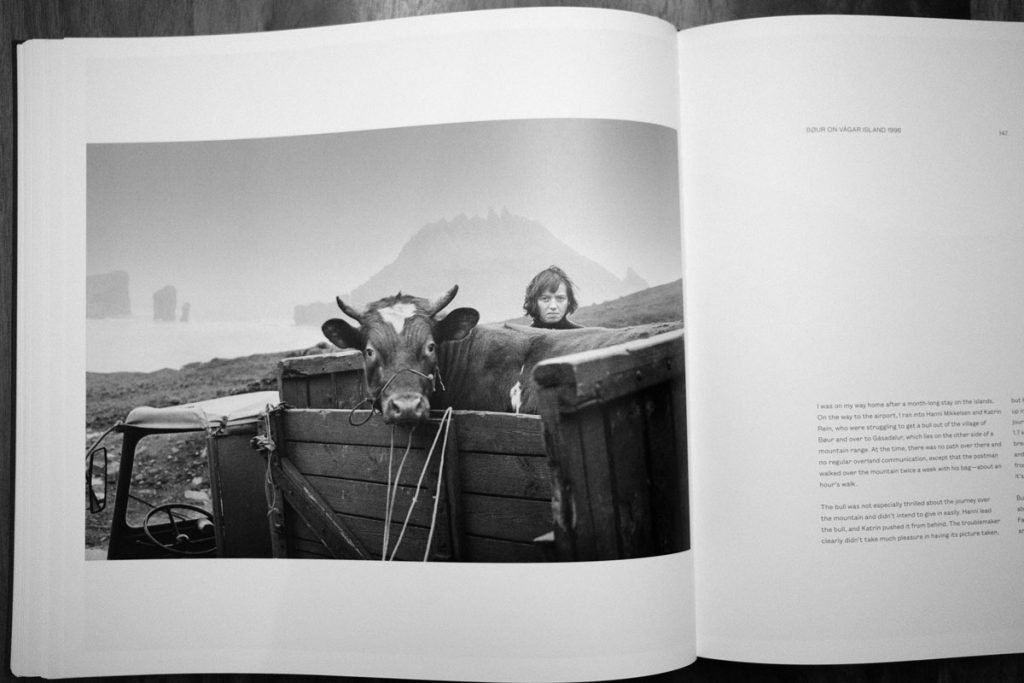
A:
[265,407,457,561]
[263,407,374,560]
[278,350,365,409]
[533,330,688,562]
[263,408,551,562]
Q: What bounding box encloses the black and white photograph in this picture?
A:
[85,118,687,562]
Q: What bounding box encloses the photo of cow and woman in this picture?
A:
[85,118,687,562]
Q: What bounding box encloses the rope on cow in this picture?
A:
[422,407,453,561]
[381,425,414,561]
[386,406,454,562]
[348,364,450,559]
[349,366,446,427]
[382,428,395,559]
[348,397,377,426]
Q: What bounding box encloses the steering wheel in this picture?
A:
[142,503,216,556]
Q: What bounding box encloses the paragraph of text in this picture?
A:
[817,398,1004,489]
[820,496,1000,545]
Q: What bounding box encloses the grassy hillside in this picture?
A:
[572,279,682,327]
[507,278,683,328]
[86,345,331,430]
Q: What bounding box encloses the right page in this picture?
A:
[679,16,1024,664]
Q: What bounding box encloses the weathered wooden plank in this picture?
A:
[287,511,445,561]
[270,456,371,559]
[266,487,290,559]
[286,435,549,548]
[971,0,1024,20]
[441,428,465,561]
[533,330,684,411]
[305,475,442,528]
[278,375,310,408]
[290,502,447,561]
[533,332,686,560]
[576,406,620,560]
[284,409,439,447]
[282,408,544,454]
[287,441,433,487]
[280,350,363,377]
[340,514,453,561]
[604,395,653,557]
[536,397,585,561]
[189,0,273,34]
[287,446,550,545]
[645,382,690,555]
[460,493,552,543]
[458,451,551,499]
[670,359,691,553]
[332,371,371,410]
[305,374,340,411]
[58,0,197,36]
[452,412,545,454]
[279,351,367,409]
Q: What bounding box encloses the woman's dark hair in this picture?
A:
[523,266,579,320]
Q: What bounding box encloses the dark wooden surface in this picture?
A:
[3,1,1022,681]
[275,409,551,560]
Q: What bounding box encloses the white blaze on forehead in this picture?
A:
[377,302,418,334]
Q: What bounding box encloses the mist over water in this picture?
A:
[87,317,325,373]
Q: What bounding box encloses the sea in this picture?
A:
[86,317,327,373]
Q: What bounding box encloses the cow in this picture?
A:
[321,285,679,425]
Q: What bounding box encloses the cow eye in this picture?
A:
[364,347,375,360]
[425,341,437,355]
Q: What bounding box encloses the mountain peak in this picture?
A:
[337,211,651,324]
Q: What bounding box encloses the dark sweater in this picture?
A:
[530,317,583,330]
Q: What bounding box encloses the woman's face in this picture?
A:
[536,283,569,324]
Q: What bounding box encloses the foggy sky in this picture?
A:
[87,119,682,321]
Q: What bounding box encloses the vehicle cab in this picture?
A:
[88,391,280,560]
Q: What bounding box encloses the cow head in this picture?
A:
[322,285,479,425]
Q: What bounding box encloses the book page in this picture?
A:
[13,9,694,680]
[680,16,1024,663]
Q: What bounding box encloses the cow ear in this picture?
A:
[322,318,364,350]
[435,307,479,342]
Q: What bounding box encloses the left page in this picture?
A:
[13,8,693,680]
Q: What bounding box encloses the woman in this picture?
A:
[523,266,583,329]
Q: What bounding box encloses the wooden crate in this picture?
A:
[534,330,688,561]
[278,350,366,409]
[266,329,687,562]
[264,408,552,562]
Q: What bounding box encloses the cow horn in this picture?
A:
[335,296,364,323]
[425,285,459,316]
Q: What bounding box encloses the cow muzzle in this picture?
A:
[382,392,430,425]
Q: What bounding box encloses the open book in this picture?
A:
[13,7,1024,680]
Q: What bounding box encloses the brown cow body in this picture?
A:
[322,285,679,424]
